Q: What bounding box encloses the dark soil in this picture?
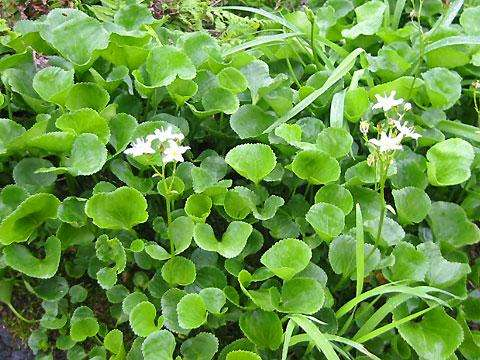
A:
[0,322,33,360]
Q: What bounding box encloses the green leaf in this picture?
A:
[394,307,463,360]
[142,330,176,360]
[56,108,110,144]
[418,241,471,288]
[0,193,60,245]
[109,113,138,154]
[426,138,474,186]
[33,66,74,105]
[168,216,194,255]
[69,285,88,304]
[316,128,353,159]
[181,332,218,360]
[290,150,340,185]
[70,306,99,342]
[392,187,431,224]
[65,83,110,112]
[145,46,196,88]
[230,105,275,139]
[177,293,207,329]
[277,278,324,314]
[218,67,248,94]
[199,288,226,314]
[239,310,283,350]
[65,133,107,176]
[104,329,124,355]
[167,78,198,106]
[122,291,149,315]
[460,6,480,35]
[85,187,148,229]
[421,68,462,110]
[314,184,353,215]
[193,221,253,258]
[4,235,61,279]
[260,238,312,280]
[161,256,196,286]
[306,203,345,241]
[201,87,239,115]
[428,201,480,247]
[328,235,380,279]
[226,351,261,360]
[341,1,386,39]
[13,158,57,193]
[225,143,276,183]
[185,193,212,222]
[129,301,158,337]
[40,9,109,66]
[387,242,428,282]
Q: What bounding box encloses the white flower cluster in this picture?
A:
[366,91,420,153]
[124,126,189,163]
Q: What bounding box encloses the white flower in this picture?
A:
[372,91,404,112]
[403,102,412,111]
[359,121,370,135]
[147,127,184,143]
[393,120,421,140]
[124,137,155,156]
[162,140,190,163]
[369,132,403,153]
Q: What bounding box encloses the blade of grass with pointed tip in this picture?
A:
[221,6,299,31]
[290,315,340,360]
[282,319,296,360]
[336,283,454,318]
[355,204,364,297]
[392,0,407,30]
[264,48,364,133]
[425,35,480,54]
[356,306,437,343]
[224,32,302,56]
[353,293,412,341]
[427,0,463,36]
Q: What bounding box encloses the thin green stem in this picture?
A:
[375,166,387,247]
[286,58,301,88]
[8,304,36,323]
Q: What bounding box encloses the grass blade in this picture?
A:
[336,283,454,318]
[221,6,299,32]
[425,35,480,54]
[353,293,412,340]
[282,319,296,360]
[428,0,464,36]
[264,48,364,133]
[437,119,480,144]
[290,315,340,360]
[223,32,302,56]
[355,306,437,343]
[355,204,364,297]
[330,91,345,128]
[392,0,407,30]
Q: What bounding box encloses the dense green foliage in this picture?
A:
[0,0,480,359]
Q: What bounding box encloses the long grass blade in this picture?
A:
[290,315,340,360]
[353,293,412,340]
[425,35,480,54]
[330,91,345,128]
[264,48,364,133]
[221,6,299,32]
[437,119,480,143]
[355,306,437,343]
[336,283,454,318]
[282,319,296,360]
[355,204,364,297]
[392,0,407,30]
[223,32,302,56]
[427,0,464,36]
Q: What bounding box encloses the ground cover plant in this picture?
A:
[0,0,480,359]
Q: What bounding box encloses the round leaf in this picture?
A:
[177,293,207,329]
[225,143,276,184]
[85,187,148,229]
[260,238,312,280]
[161,256,196,286]
[290,150,340,185]
[306,203,345,241]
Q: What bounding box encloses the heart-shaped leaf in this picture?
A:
[194,221,253,258]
